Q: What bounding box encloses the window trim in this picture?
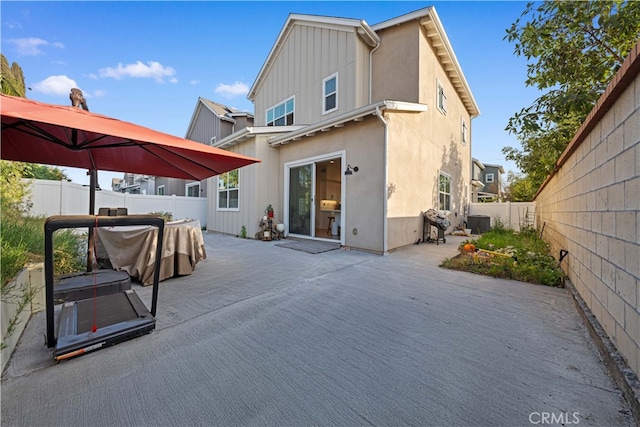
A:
[322,73,338,115]
[217,169,239,211]
[437,79,447,114]
[186,182,201,198]
[157,185,165,196]
[438,171,451,212]
[266,96,295,126]
[485,173,494,183]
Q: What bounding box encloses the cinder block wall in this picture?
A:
[535,40,639,377]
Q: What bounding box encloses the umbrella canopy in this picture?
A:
[1,94,260,180]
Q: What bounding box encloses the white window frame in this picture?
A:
[437,80,447,114]
[266,96,295,126]
[322,73,338,114]
[439,172,451,212]
[186,182,200,198]
[485,173,494,183]
[461,118,467,145]
[217,170,239,211]
[210,136,216,146]
[157,185,165,196]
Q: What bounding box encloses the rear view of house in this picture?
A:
[210,6,479,253]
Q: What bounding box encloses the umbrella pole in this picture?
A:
[87,170,97,271]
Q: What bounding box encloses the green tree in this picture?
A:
[503,170,537,202]
[503,1,640,190]
[23,164,69,181]
[1,54,26,97]
[1,55,68,183]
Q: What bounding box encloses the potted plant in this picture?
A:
[266,204,274,218]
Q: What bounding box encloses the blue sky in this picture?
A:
[2,1,541,189]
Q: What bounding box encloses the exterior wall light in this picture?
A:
[344,165,359,175]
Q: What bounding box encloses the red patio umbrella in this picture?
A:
[2,93,261,271]
[1,94,260,188]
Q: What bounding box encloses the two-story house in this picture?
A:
[210,6,479,253]
[471,158,485,203]
[155,98,254,197]
[112,173,155,194]
[479,163,504,201]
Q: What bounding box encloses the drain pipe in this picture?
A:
[370,29,386,253]
[376,104,389,255]
[369,38,381,104]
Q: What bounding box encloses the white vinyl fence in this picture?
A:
[27,179,208,226]
[468,201,536,231]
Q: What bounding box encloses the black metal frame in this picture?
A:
[422,216,446,245]
[44,215,164,358]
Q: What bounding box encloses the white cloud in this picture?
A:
[8,37,63,56]
[98,61,176,83]
[31,75,78,96]
[93,89,107,98]
[214,81,249,99]
[190,80,200,85]
[5,21,23,30]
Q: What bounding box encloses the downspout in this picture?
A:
[370,31,386,253]
[368,40,381,103]
[376,104,389,255]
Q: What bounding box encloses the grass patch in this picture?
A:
[1,215,85,288]
[440,224,565,287]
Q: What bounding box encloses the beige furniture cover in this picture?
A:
[96,219,206,286]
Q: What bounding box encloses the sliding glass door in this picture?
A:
[288,164,313,236]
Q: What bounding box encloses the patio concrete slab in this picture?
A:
[1,233,634,426]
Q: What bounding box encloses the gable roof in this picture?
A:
[247,7,479,118]
[184,97,254,138]
[247,13,379,101]
[372,7,479,117]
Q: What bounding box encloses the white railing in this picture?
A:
[27,180,208,226]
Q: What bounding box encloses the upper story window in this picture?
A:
[485,173,494,183]
[218,169,239,210]
[437,80,447,114]
[267,97,294,126]
[323,73,338,114]
[439,172,451,211]
[461,118,467,145]
[186,182,200,197]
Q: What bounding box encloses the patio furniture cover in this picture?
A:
[96,219,206,286]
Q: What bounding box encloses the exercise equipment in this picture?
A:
[45,215,164,361]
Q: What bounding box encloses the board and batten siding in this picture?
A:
[189,106,234,145]
[207,136,279,238]
[253,23,371,127]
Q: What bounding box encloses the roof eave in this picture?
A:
[268,100,427,147]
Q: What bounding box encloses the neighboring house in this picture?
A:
[112,173,155,194]
[478,163,504,201]
[471,158,485,203]
[155,98,254,197]
[210,6,479,253]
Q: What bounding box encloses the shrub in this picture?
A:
[441,226,565,287]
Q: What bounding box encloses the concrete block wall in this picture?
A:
[536,40,640,377]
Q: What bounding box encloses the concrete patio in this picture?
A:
[1,232,635,426]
